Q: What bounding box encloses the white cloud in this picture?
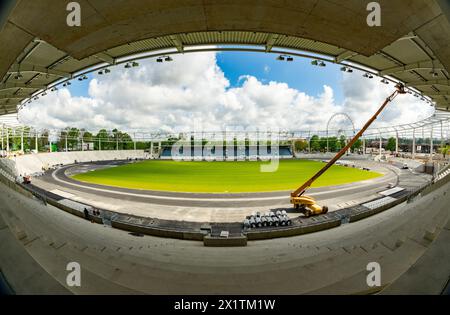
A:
[18,52,434,134]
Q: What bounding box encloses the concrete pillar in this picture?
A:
[35,131,38,153]
[21,128,24,153]
[1,124,3,152]
[81,132,84,152]
[362,137,366,155]
[441,121,444,157]
[412,129,416,159]
[134,133,136,151]
[150,142,154,157]
[65,134,68,152]
[395,131,399,155]
[98,137,101,151]
[430,126,433,161]
[116,133,119,151]
[6,127,9,152]
[379,133,382,159]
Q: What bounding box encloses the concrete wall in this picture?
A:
[4,150,146,176]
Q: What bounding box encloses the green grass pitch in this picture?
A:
[71,159,382,193]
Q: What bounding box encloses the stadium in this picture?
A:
[0,0,449,298]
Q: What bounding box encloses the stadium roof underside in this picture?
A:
[1,0,450,117]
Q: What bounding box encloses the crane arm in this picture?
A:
[291,83,406,198]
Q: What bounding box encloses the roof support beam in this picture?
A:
[0,91,30,98]
[406,79,450,87]
[265,34,279,52]
[94,52,115,65]
[169,35,184,52]
[0,82,45,90]
[7,64,71,78]
[428,92,450,96]
[0,97,24,102]
[334,50,358,63]
[380,60,444,76]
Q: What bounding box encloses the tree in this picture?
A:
[351,139,362,152]
[339,135,346,149]
[56,129,68,151]
[386,137,396,152]
[310,135,320,152]
[95,129,111,150]
[294,140,308,152]
[441,145,449,159]
[38,129,49,152]
[325,137,338,152]
[67,128,80,151]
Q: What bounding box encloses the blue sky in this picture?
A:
[70,51,345,104]
[217,51,344,103]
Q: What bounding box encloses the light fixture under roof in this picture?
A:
[340,66,353,73]
[14,73,23,80]
[165,56,173,62]
[124,63,131,68]
[277,55,293,62]
[381,78,389,84]
[98,70,104,75]
[156,57,163,63]
[311,60,319,66]
[132,61,139,67]
[104,68,111,73]
[318,61,326,67]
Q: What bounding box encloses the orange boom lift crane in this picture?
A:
[291,83,407,217]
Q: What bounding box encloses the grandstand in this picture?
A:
[2,150,146,178]
[160,144,293,160]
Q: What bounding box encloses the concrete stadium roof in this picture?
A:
[1,0,450,116]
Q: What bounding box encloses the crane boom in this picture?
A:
[291,83,406,198]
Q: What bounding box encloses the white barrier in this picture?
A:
[7,150,146,176]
